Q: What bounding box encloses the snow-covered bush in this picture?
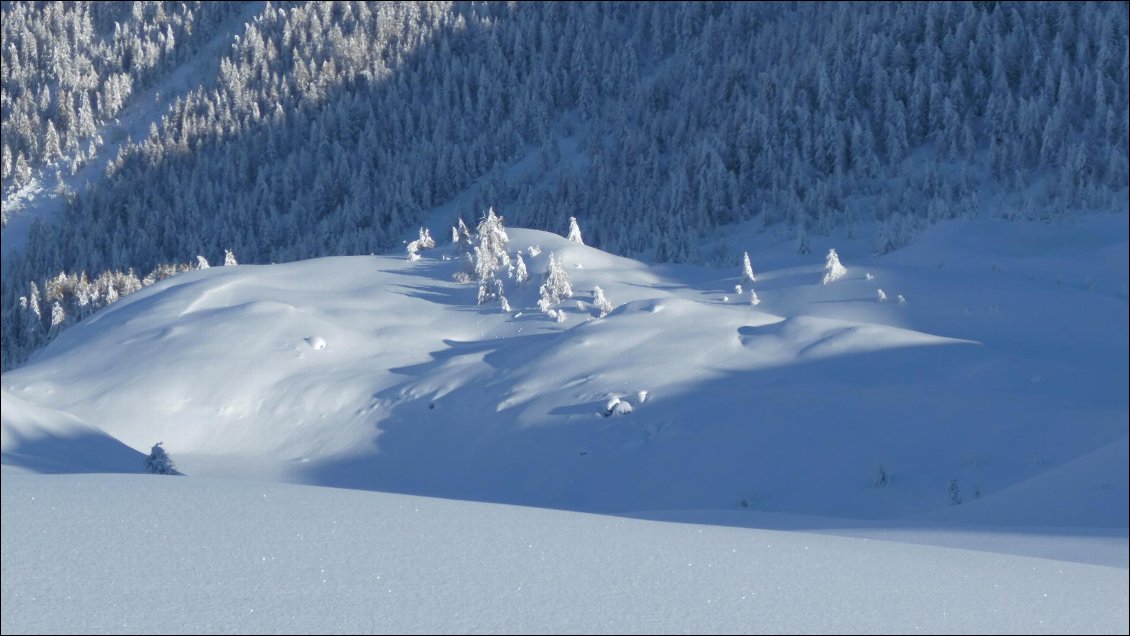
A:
[592,286,614,318]
[145,442,178,475]
[406,227,435,261]
[877,288,887,303]
[603,396,632,416]
[749,289,761,306]
[196,255,210,270]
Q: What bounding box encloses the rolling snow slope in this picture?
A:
[2,472,1126,635]
[2,214,1127,634]
[2,216,1126,524]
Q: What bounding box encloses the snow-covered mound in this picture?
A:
[1,472,1126,635]
[1,219,1127,524]
[1,389,145,475]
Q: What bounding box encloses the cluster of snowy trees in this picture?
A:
[445,209,584,322]
[5,251,234,366]
[2,1,1127,369]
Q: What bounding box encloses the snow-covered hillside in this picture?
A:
[2,213,1127,632]
[3,215,1127,522]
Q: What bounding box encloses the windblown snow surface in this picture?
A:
[2,215,1128,633]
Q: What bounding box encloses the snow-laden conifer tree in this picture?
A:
[822,249,847,285]
[452,218,474,251]
[513,253,529,285]
[567,216,584,244]
[145,442,178,475]
[875,465,889,487]
[473,208,511,305]
[741,251,757,287]
[538,253,574,315]
[749,289,761,306]
[796,227,812,255]
[877,289,887,303]
[224,250,238,266]
[948,479,963,506]
[48,302,67,338]
[196,255,210,270]
[496,279,512,313]
[592,286,613,318]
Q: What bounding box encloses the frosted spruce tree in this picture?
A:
[145,442,178,475]
[452,218,474,251]
[474,208,511,307]
[224,249,238,266]
[538,253,574,316]
[822,248,847,285]
[567,216,584,244]
[513,252,529,285]
[874,465,889,487]
[47,302,67,339]
[948,479,963,506]
[740,252,757,287]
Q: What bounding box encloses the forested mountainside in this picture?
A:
[2,1,1128,369]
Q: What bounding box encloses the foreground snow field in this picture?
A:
[2,214,1127,633]
[2,472,1126,635]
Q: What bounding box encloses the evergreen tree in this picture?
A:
[567,216,584,244]
[538,252,573,315]
[740,251,757,287]
[145,442,178,475]
[513,252,529,285]
[948,479,963,505]
[473,208,511,306]
[822,248,847,285]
